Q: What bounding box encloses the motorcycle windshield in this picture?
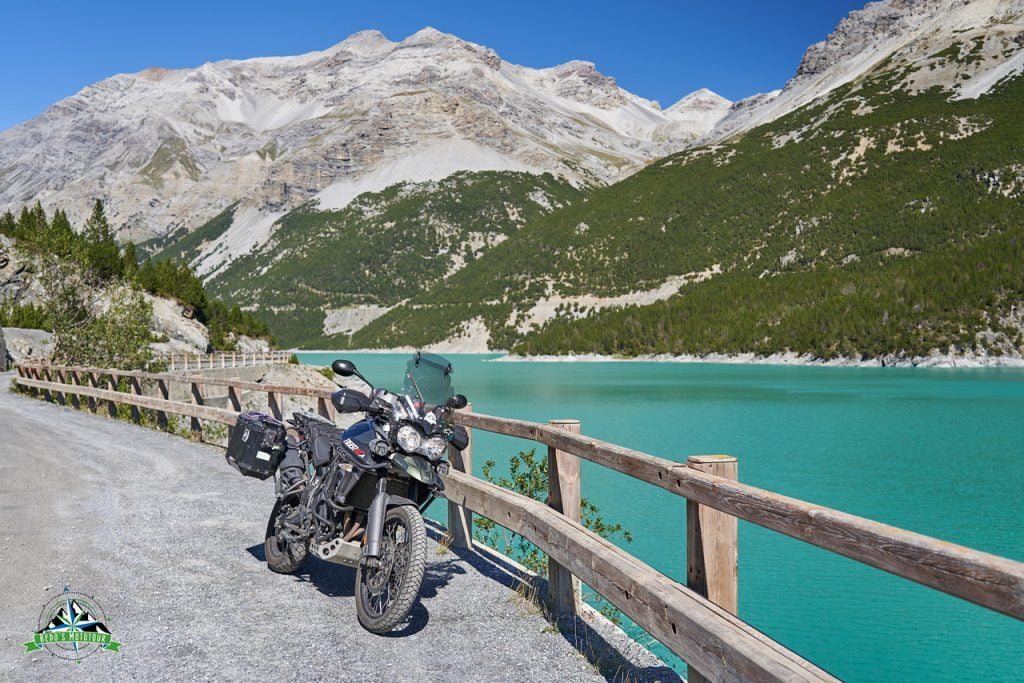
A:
[401,352,454,408]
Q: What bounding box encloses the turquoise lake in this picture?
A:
[297,352,1024,681]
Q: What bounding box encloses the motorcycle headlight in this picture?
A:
[423,436,447,461]
[396,425,422,453]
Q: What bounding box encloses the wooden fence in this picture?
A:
[154,350,292,371]
[12,362,1024,682]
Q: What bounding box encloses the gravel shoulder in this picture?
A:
[0,373,677,682]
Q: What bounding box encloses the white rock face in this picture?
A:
[145,293,210,354]
[2,327,55,362]
[323,305,393,336]
[0,27,717,250]
[708,0,1024,141]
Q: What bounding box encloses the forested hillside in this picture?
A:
[351,44,1024,361]
[177,171,584,347]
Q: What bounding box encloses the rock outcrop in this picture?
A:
[709,0,1024,141]
[2,327,55,363]
[0,27,723,261]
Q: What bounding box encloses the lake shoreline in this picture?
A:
[293,348,1024,368]
[491,351,1024,368]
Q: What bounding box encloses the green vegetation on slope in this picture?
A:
[354,52,1024,360]
[197,171,584,347]
[151,203,237,265]
[0,200,272,351]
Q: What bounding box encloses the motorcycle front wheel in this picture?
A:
[355,504,427,633]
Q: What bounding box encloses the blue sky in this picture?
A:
[0,1,865,131]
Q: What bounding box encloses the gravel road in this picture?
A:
[0,374,677,682]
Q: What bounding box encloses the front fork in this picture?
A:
[363,478,389,562]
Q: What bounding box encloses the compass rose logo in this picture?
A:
[23,586,122,660]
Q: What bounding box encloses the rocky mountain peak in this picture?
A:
[666,88,732,116]
[334,29,396,56]
[707,0,1024,143]
[0,27,704,253]
[796,0,959,78]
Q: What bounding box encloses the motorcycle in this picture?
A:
[224,352,468,633]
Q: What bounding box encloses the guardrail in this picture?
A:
[12,362,1024,682]
[154,350,292,371]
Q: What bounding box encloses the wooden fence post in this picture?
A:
[686,454,739,683]
[268,391,282,420]
[190,381,204,441]
[448,403,474,549]
[547,419,582,618]
[87,372,99,413]
[157,379,170,430]
[31,367,43,398]
[106,375,119,418]
[129,376,142,424]
[227,386,241,412]
[52,369,66,406]
[68,371,81,410]
[317,396,333,420]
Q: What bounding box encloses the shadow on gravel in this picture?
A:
[422,521,681,683]
[245,540,472,638]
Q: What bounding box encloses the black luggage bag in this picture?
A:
[225,410,286,480]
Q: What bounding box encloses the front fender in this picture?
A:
[385,495,417,509]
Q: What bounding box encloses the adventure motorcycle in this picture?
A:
[224,352,469,633]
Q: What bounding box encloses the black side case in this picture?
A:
[225,411,286,480]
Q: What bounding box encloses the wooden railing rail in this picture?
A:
[442,469,836,682]
[455,411,1024,620]
[11,362,1024,682]
[15,372,239,426]
[18,363,336,400]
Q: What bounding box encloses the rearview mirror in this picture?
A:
[447,394,468,410]
[331,359,357,377]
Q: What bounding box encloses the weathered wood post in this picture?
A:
[29,367,42,398]
[105,375,118,418]
[52,369,66,406]
[268,391,282,420]
[86,370,98,413]
[68,371,81,410]
[129,375,143,424]
[38,367,52,402]
[227,385,242,412]
[190,381,204,441]
[686,454,739,683]
[157,378,170,430]
[316,396,333,420]
[547,418,582,617]
[87,372,99,413]
[447,403,474,549]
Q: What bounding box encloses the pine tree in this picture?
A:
[0,210,14,237]
[82,199,123,280]
[47,209,77,257]
[121,241,139,279]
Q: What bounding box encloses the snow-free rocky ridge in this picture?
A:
[0,26,730,268]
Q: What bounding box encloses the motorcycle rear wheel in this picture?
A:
[264,498,309,574]
[355,504,426,633]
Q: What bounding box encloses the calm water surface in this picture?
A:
[298,352,1024,681]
